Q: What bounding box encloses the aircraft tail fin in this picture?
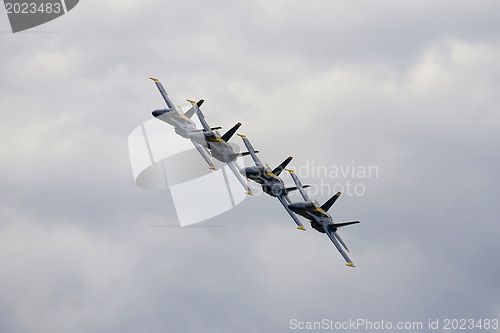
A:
[333,221,360,228]
[184,99,204,118]
[321,192,341,212]
[272,156,293,176]
[221,122,242,142]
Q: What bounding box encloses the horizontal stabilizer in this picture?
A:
[321,192,341,212]
[273,156,293,176]
[286,185,311,192]
[229,151,259,160]
[240,150,259,157]
[211,127,222,130]
[221,122,242,142]
[333,221,360,228]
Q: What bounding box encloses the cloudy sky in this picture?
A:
[1,0,499,332]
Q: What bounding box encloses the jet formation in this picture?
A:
[149,78,360,267]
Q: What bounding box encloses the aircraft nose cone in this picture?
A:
[241,167,257,177]
[288,202,302,212]
[152,109,167,117]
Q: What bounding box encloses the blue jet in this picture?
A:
[237,134,309,230]
[150,77,217,170]
[150,78,253,194]
[286,169,359,267]
[187,100,254,195]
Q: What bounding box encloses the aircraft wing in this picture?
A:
[277,195,306,230]
[332,230,351,253]
[226,160,253,195]
[150,78,175,109]
[188,100,211,132]
[192,141,216,170]
[237,134,263,167]
[286,169,311,202]
[324,224,355,267]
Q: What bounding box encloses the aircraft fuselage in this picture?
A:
[152,108,197,139]
[241,166,288,197]
[204,134,237,163]
[288,201,334,233]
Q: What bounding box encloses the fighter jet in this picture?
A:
[286,169,359,267]
[236,134,309,230]
[149,77,217,170]
[187,100,254,195]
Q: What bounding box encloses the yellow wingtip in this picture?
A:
[186,99,195,104]
[285,169,295,174]
[246,190,254,195]
[297,226,306,231]
[149,77,159,82]
[346,262,355,267]
[237,134,247,139]
[209,166,216,170]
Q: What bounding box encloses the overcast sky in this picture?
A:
[1,1,499,332]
